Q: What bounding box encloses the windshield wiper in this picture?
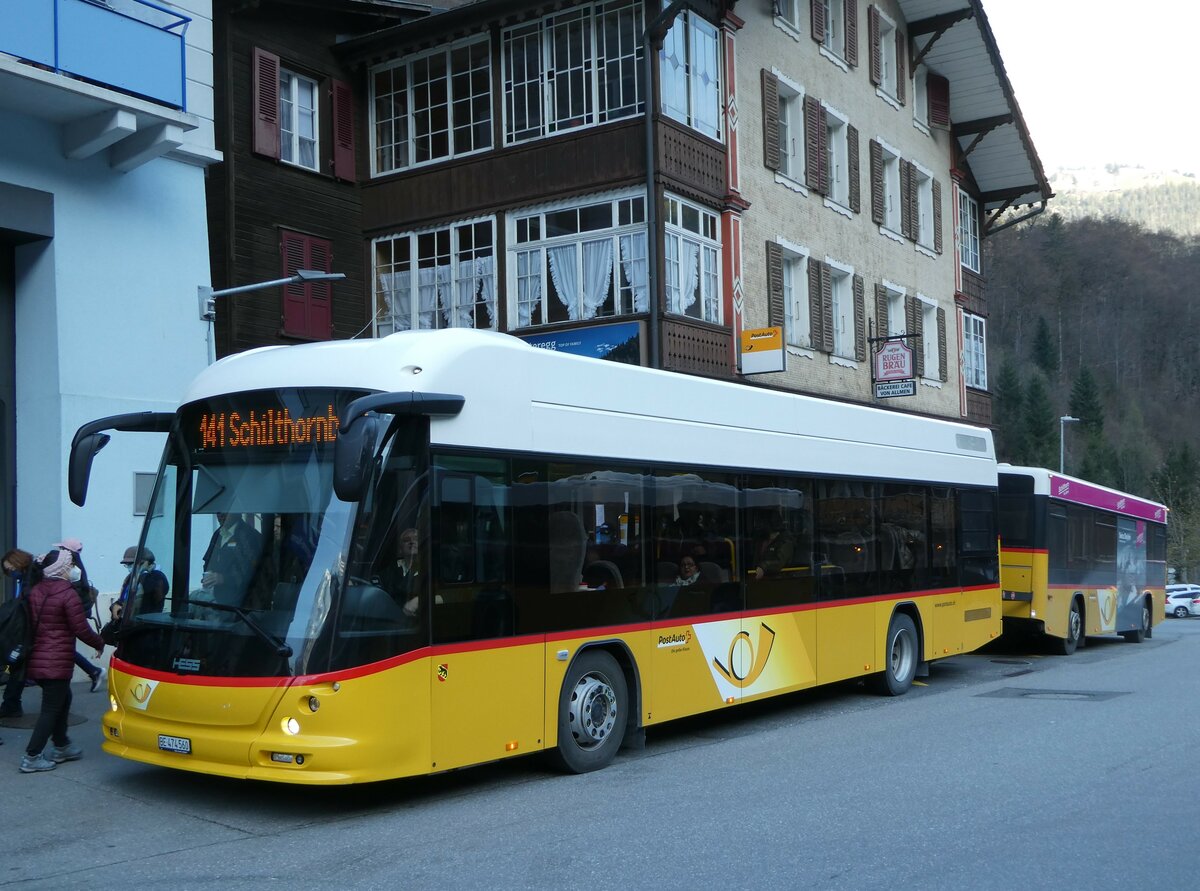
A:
[197,601,293,658]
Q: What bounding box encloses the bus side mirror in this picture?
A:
[334,415,379,503]
[68,432,111,507]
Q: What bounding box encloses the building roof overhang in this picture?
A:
[899,0,1053,220]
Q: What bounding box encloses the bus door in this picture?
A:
[428,457,543,771]
[814,480,877,684]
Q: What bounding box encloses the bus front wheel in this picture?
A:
[1052,598,1083,656]
[872,613,918,696]
[1121,598,1150,643]
[550,649,628,774]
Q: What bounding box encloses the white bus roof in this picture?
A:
[999,464,1167,524]
[187,330,997,487]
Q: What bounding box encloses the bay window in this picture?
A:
[664,195,721,323]
[661,10,721,140]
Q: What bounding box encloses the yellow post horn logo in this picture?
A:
[713,623,776,688]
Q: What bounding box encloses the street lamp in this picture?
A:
[1059,415,1080,474]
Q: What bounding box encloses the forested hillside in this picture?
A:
[1046,177,1200,237]
[984,213,1200,578]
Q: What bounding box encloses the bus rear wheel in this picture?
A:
[872,613,918,696]
[550,650,628,774]
[1051,598,1083,656]
[1121,598,1150,643]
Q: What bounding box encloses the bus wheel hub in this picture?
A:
[569,674,617,748]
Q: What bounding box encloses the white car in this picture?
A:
[1166,584,1200,618]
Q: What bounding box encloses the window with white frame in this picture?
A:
[374,219,497,334]
[912,64,929,131]
[503,1,644,145]
[823,0,845,57]
[280,69,318,170]
[661,10,721,140]
[782,248,810,348]
[914,164,934,248]
[509,193,647,328]
[963,312,987,389]
[825,107,849,207]
[778,79,804,182]
[877,10,898,99]
[920,299,939,378]
[959,191,980,272]
[664,194,721,323]
[885,283,905,337]
[881,143,901,233]
[775,0,801,33]
[830,263,853,359]
[372,40,492,174]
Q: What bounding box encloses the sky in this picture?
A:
[983,1,1199,175]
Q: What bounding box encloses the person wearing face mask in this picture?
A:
[18,548,107,773]
[117,546,169,615]
[1,549,34,729]
[49,540,105,693]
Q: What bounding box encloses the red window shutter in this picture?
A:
[281,230,334,340]
[252,48,281,160]
[331,79,356,183]
[928,74,950,127]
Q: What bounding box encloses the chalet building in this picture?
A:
[1,0,219,575]
[327,0,1049,426]
[207,0,423,358]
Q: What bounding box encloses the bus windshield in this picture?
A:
[114,386,417,678]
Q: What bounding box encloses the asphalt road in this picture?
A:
[5,618,1199,890]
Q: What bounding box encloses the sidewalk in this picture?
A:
[0,671,109,756]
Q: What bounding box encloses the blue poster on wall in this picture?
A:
[518,321,642,365]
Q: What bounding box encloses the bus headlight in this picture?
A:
[282,716,301,735]
[109,694,119,712]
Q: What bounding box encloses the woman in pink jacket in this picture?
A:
[19,547,106,774]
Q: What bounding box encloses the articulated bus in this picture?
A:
[997,465,1168,655]
[70,330,1001,784]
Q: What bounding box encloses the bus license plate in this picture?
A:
[158,734,192,755]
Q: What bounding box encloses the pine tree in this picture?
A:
[1032,316,1059,378]
[1023,373,1057,469]
[992,358,1025,462]
[1069,366,1104,435]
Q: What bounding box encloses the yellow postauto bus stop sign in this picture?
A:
[740,326,784,374]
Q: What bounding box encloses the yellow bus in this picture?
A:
[70,330,1001,784]
[998,465,1167,655]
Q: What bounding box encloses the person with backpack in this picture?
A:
[50,540,106,693]
[1,548,34,731]
[19,547,107,773]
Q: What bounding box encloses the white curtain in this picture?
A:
[547,244,580,321]
[580,240,613,320]
[435,264,453,328]
[619,233,648,313]
[516,250,540,327]
[673,240,699,315]
[452,258,477,328]
[375,272,396,335]
[477,256,496,327]
[417,266,439,329]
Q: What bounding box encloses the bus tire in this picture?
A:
[549,649,628,774]
[1121,598,1150,643]
[873,613,918,696]
[1052,598,1083,656]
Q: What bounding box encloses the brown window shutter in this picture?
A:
[820,263,834,352]
[932,179,943,253]
[937,307,948,381]
[847,124,860,213]
[869,139,884,225]
[766,241,785,327]
[853,275,866,361]
[899,160,913,239]
[874,283,889,336]
[906,295,924,377]
[808,256,823,348]
[906,163,919,241]
[331,79,356,183]
[868,6,881,86]
[895,30,906,105]
[762,70,781,172]
[281,230,334,340]
[252,48,281,160]
[810,0,825,45]
[844,0,858,66]
[928,74,950,127]
[804,94,825,194]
